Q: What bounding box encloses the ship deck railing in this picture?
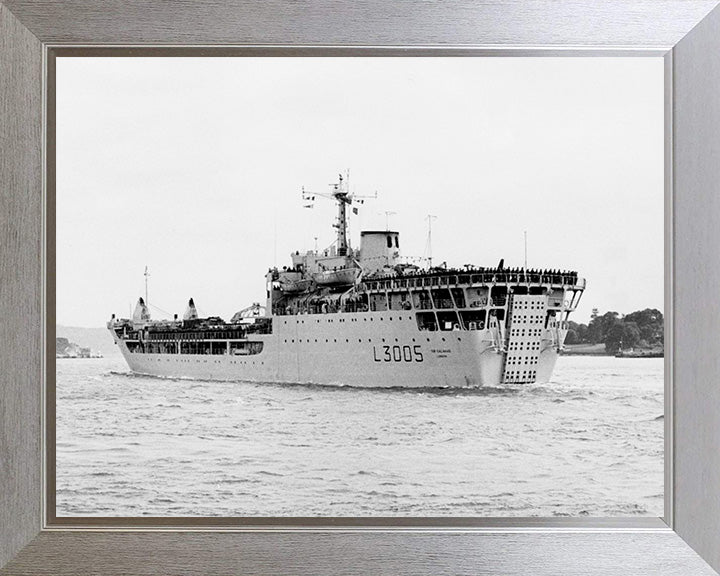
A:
[360,271,585,293]
[112,322,272,340]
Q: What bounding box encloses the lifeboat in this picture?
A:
[278,271,312,293]
[279,277,313,293]
[312,267,359,286]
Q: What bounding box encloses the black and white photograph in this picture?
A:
[55,56,664,517]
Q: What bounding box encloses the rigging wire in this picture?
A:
[147,302,174,318]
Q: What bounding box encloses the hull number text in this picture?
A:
[372,345,424,363]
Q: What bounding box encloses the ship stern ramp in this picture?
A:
[501,294,558,384]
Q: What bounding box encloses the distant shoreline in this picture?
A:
[562,344,664,358]
[562,344,609,356]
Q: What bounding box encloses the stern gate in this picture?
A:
[502,294,548,384]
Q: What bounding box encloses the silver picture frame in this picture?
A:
[2,1,720,574]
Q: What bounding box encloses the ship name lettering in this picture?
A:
[372,345,423,363]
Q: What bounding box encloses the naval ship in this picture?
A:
[108,174,585,388]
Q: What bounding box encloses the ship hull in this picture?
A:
[112,310,563,388]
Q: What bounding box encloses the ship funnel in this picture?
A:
[183,298,198,321]
[132,297,151,323]
[359,231,401,275]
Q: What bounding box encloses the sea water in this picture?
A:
[56,353,663,517]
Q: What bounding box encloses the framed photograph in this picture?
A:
[2,2,720,575]
[52,54,667,523]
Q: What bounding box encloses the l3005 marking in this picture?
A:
[372,345,424,363]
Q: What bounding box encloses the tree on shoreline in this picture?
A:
[566,308,663,353]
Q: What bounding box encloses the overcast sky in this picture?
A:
[56,57,663,327]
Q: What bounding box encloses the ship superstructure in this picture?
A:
[109,174,585,388]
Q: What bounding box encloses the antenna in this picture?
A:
[424,215,437,268]
[384,211,397,231]
[524,230,528,272]
[144,266,150,306]
[274,206,278,268]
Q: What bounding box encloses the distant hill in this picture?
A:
[55,325,120,357]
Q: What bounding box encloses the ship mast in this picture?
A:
[332,173,351,256]
[424,215,437,268]
[144,265,150,306]
[302,172,377,256]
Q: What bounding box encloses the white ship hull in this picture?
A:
[110,173,583,388]
[112,309,564,388]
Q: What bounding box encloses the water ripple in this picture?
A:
[56,354,663,518]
